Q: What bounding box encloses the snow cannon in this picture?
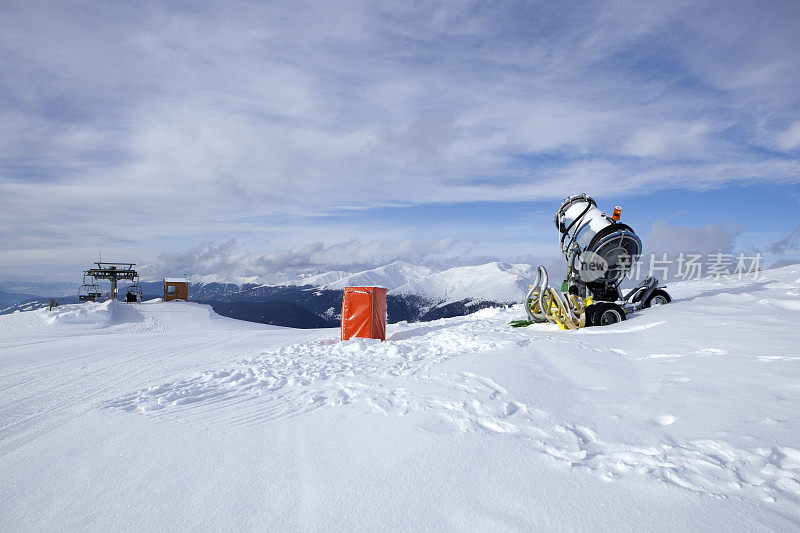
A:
[555,193,642,300]
[520,194,671,329]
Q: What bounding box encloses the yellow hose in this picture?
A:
[527,288,591,329]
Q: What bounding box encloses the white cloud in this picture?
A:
[150,237,460,282]
[768,227,800,255]
[622,122,710,158]
[776,122,800,151]
[645,220,741,254]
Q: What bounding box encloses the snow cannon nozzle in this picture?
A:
[554,194,641,284]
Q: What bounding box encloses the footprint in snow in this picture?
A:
[654,415,677,426]
[642,353,687,360]
[696,348,728,355]
[665,377,692,383]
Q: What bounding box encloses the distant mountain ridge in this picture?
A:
[1,261,537,326]
[290,261,436,291]
[281,260,533,300]
[185,261,534,324]
[393,262,535,305]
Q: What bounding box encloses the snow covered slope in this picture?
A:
[286,260,534,304]
[286,260,533,304]
[320,260,436,290]
[2,266,800,529]
[286,269,352,287]
[284,260,436,291]
[394,261,535,304]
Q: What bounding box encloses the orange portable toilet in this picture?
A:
[341,287,387,341]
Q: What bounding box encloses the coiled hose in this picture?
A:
[525,266,589,330]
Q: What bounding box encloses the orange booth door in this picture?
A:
[341,287,387,341]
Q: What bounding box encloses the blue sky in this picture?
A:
[1,1,799,282]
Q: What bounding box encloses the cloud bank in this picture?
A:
[149,237,460,282]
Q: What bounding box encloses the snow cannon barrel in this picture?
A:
[554,194,642,284]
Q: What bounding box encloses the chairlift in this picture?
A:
[78,272,104,301]
[125,275,143,303]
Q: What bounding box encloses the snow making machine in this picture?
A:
[522,193,671,329]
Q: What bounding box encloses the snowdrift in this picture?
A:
[46,299,146,326]
[0,299,273,337]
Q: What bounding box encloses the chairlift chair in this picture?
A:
[78,272,104,301]
[125,276,143,303]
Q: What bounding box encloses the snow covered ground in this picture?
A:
[2,266,800,530]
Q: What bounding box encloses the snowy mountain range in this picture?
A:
[392,262,536,304]
[288,261,436,291]
[220,261,538,325]
[285,260,536,303]
[0,261,543,326]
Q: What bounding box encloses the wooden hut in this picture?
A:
[163,278,189,302]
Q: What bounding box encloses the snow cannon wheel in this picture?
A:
[643,289,671,308]
[588,302,626,327]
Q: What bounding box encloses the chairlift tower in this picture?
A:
[85,262,139,301]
